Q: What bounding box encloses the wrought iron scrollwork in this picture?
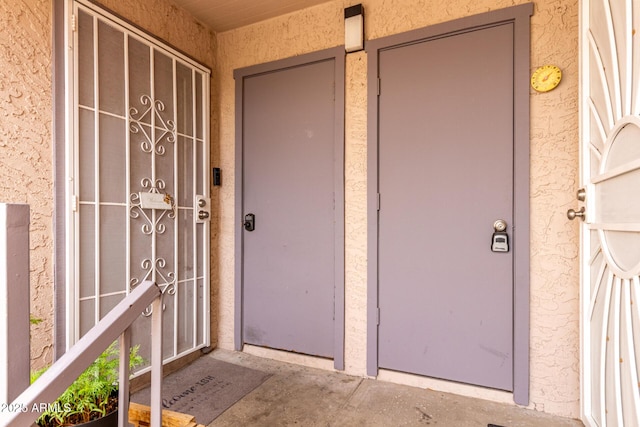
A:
[128,93,177,315]
[129,95,176,155]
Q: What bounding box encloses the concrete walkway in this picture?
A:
[207,349,583,427]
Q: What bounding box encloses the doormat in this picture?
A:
[131,356,271,425]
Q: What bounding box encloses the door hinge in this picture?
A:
[71,195,79,212]
[377,307,380,325]
[377,193,381,211]
[71,14,77,32]
[377,77,381,96]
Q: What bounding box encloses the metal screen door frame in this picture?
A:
[60,0,211,368]
[233,47,346,370]
[579,1,640,425]
[366,4,532,405]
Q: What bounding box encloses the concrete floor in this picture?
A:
[207,350,584,427]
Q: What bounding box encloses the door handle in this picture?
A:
[195,195,210,223]
[244,213,255,231]
[567,207,585,221]
[567,188,586,221]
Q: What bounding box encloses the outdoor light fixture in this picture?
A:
[344,4,364,53]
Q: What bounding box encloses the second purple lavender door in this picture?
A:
[241,58,338,359]
[377,23,515,390]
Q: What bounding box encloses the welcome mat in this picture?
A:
[131,356,271,425]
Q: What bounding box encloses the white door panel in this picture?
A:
[580,1,640,425]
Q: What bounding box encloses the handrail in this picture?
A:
[2,280,163,427]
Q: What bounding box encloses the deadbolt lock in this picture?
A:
[576,188,586,202]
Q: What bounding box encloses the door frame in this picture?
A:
[233,47,346,370]
[366,4,533,405]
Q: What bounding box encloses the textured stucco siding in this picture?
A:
[217,0,581,419]
[0,0,54,369]
[529,2,580,416]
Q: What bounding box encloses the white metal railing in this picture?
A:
[2,280,163,427]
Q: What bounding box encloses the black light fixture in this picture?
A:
[344,4,364,53]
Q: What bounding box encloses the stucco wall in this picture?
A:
[216,0,580,419]
[0,0,216,369]
[0,0,54,369]
[94,0,216,70]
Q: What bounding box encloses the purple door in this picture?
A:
[377,23,515,390]
[240,55,342,360]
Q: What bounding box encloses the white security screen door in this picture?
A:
[66,0,211,369]
[580,0,640,425]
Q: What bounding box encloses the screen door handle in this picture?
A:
[567,207,585,221]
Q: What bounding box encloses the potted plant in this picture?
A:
[31,342,144,427]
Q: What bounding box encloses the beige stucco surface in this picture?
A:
[1,0,580,420]
[1,0,54,369]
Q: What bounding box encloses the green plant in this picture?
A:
[31,342,144,426]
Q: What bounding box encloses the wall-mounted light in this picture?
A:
[344,4,364,53]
